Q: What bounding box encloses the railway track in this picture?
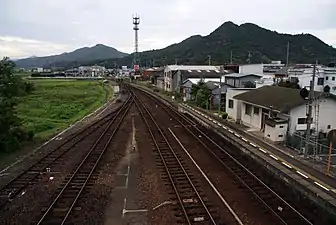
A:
[0,93,128,211]
[35,95,134,225]
[134,94,219,224]
[131,86,313,225]
[0,98,129,210]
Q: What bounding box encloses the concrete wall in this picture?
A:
[289,67,336,95]
[289,98,336,134]
[163,67,173,91]
[241,103,263,129]
[264,123,288,142]
[157,80,164,89]
[226,89,250,121]
[239,64,263,74]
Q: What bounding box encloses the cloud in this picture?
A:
[0,36,71,59]
[0,0,335,58]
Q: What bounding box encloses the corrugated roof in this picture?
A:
[225,73,263,78]
[180,70,221,78]
[183,78,220,85]
[166,65,220,72]
[233,86,311,112]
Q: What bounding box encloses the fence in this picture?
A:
[286,131,336,165]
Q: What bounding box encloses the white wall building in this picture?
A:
[239,64,264,74]
[288,65,336,95]
[163,65,221,92]
[226,88,253,121]
[227,86,336,142]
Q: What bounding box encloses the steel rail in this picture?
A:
[36,95,134,225]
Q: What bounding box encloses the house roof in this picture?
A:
[166,65,221,72]
[204,81,220,90]
[233,86,313,112]
[224,73,263,78]
[180,69,222,78]
[182,78,220,85]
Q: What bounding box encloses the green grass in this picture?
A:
[14,72,30,77]
[16,79,113,139]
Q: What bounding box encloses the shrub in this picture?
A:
[221,112,228,119]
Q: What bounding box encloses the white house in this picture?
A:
[163,65,222,92]
[227,86,336,142]
[288,65,336,95]
[226,88,253,121]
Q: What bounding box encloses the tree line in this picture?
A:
[0,57,35,153]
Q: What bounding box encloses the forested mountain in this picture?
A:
[15,22,336,69]
[80,22,336,68]
[15,44,128,68]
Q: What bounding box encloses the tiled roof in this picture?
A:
[233,86,311,112]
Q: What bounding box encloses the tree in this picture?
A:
[190,81,211,108]
[190,80,205,100]
[278,78,300,89]
[243,81,256,88]
[0,57,34,152]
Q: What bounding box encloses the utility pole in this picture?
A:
[247,52,252,64]
[175,59,178,65]
[304,63,316,157]
[230,50,233,64]
[286,42,290,76]
[208,55,211,65]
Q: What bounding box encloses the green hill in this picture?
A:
[16,22,336,68]
[15,44,128,68]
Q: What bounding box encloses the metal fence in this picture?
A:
[286,131,336,164]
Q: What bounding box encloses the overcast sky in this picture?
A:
[1,0,335,59]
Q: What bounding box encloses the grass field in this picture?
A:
[16,79,113,139]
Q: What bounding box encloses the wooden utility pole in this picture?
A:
[304,63,316,157]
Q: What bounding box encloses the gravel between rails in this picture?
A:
[62,105,135,225]
[135,109,177,225]
[140,96,240,224]
[134,88,286,225]
[0,92,128,189]
[0,91,129,224]
[0,113,118,224]
[169,126,282,225]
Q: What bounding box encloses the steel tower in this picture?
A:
[133,14,140,74]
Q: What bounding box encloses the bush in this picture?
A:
[221,112,228,119]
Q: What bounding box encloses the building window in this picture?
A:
[327,125,331,129]
[228,99,234,109]
[326,76,329,80]
[253,107,259,115]
[333,77,335,81]
[278,134,283,137]
[297,118,306,124]
[279,125,284,128]
[245,104,252,115]
[317,78,324,85]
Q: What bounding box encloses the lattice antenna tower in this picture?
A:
[133,14,140,71]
